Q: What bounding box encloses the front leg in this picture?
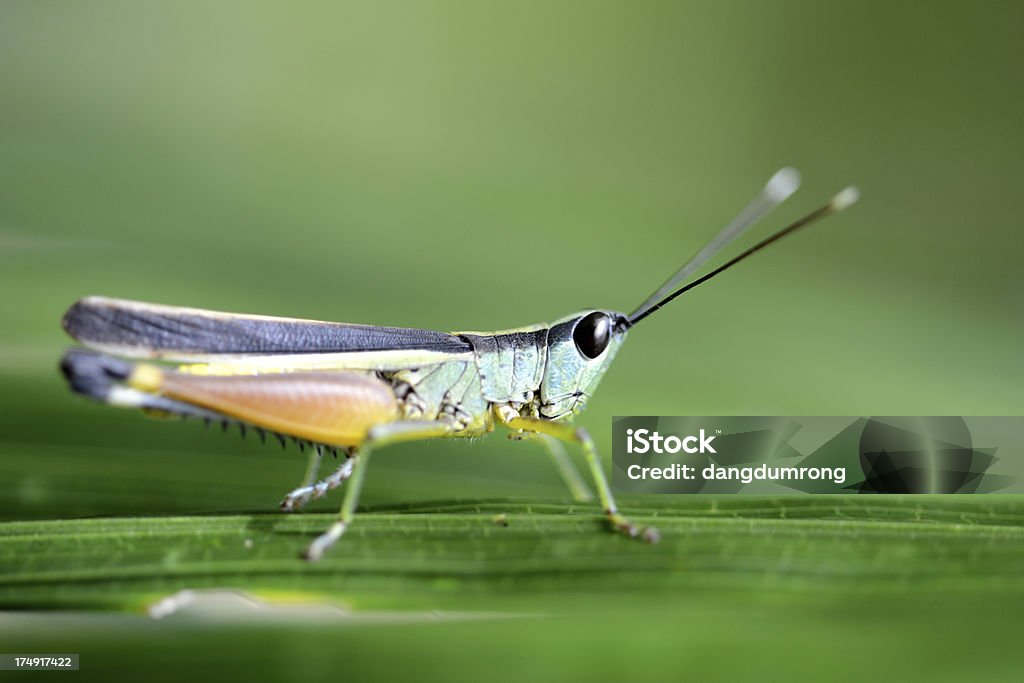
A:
[511,431,594,502]
[493,405,659,543]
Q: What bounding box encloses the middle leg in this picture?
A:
[303,419,460,561]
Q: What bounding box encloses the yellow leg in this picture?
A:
[494,407,659,543]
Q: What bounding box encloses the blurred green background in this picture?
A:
[1,1,1022,681]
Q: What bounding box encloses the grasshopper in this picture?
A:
[59,168,857,560]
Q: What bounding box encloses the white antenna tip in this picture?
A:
[830,185,860,211]
[764,167,801,203]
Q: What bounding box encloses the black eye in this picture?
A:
[573,312,611,360]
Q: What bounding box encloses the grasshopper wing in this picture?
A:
[62,296,471,367]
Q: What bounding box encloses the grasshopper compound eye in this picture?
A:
[573,312,611,359]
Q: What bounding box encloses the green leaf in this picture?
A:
[3,496,1024,610]
[3,496,1024,682]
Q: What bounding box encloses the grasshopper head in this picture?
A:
[538,310,629,420]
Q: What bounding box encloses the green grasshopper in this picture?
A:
[59,168,857,560]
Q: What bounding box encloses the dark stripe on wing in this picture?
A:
[62,297,472,354]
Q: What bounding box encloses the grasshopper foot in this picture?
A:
[607,511,660,544]
[303,521,347,561]
[279,484,321,512]
[280,458,355,512]
[641,526,661,544]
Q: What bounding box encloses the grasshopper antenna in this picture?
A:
[628,185,859,326]
[629,167,802,318]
